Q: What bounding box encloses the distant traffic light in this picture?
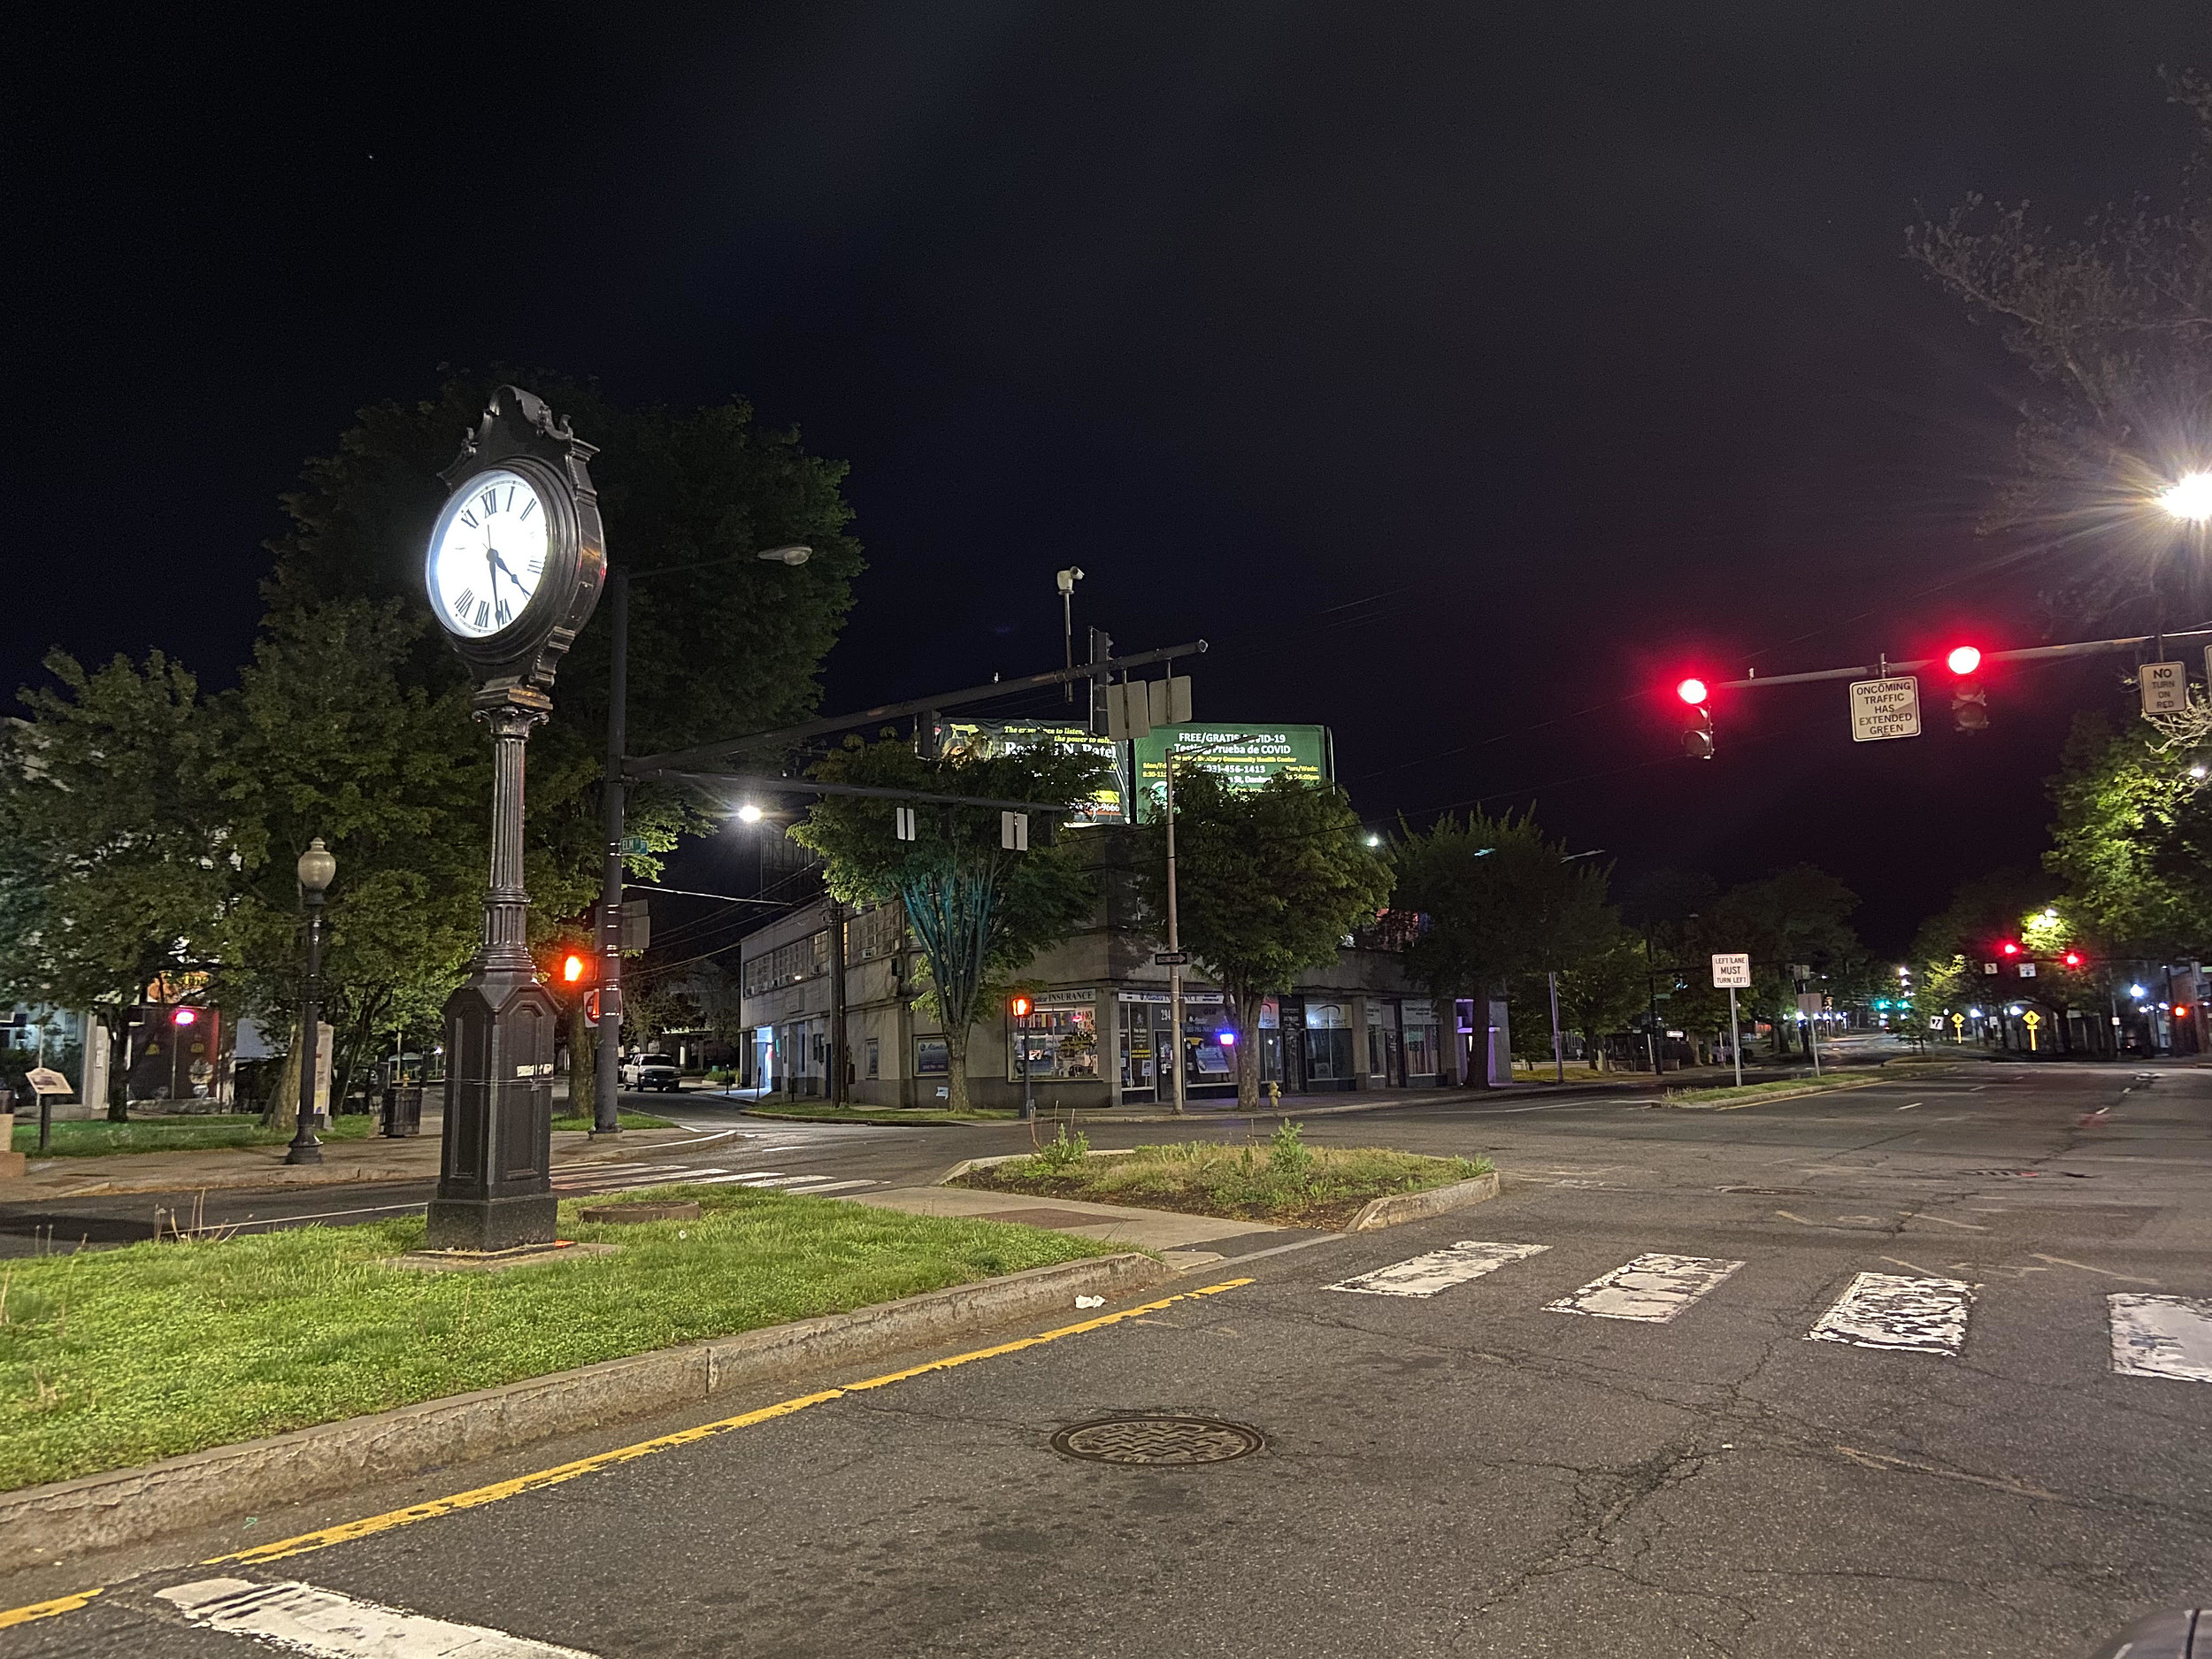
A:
[2000,940,2020,957]
[2062,949,2084,969]
[1947,644,1989,733]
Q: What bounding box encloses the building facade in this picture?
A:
[734,840,1512,1109]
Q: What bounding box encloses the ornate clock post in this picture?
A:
[423,386,606,1251]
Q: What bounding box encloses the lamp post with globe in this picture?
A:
[286,838,336,1166]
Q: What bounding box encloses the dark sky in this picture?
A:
[14,3,2209,952]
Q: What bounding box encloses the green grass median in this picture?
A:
[549,1110,677,1132]
[0,1187,1112,1493]
[12,1114,377,1159]
[956,1125,1491,1230]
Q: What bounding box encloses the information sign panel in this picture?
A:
[2139,661,2189,717]
[1710,953,1751,988]
[1132,724,1333,822]
[1849,677,1921,742]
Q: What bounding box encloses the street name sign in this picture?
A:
[1711,953,1751,988]
[1849,677,1921,741]
[2139,661,2189,716]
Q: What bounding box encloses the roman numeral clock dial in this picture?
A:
[424,467,550,640]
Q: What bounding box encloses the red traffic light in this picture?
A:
[1676,677,1709,706]
[1008,994,1033,1019]
[2000,940,2020,956]
[2062,950,2083,969]
[1946,645,1982,676]
[173,1006,198,1026]
[563,953,587,984]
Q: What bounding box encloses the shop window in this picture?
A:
[1009,996,1101,1081]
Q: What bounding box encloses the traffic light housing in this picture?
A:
[563,953,588,985]
[1008,994,1033,1019]
[1681,704,1715,761]
[1946,645,1988,733]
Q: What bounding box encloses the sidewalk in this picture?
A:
[0,1115,703,1202]
[844,1185,1305,1270]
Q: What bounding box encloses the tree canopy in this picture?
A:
[1133,770,1392,1109]
[787,737,1106,1111]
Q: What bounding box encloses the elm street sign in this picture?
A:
[1848,676,1921,741]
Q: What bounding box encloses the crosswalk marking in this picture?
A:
[2108,1294,2212,1383]
[1809,1271,1977,1355]
[156,1577,597,1657]
[1325,1240,1548,1298]
[1546,1253,1743,1323]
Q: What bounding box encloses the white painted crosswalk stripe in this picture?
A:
[2108,1294,2212,1383]
[1809,1271,1977,1355]
[157,1577,598,1657]
[1546,1253,1743,1323]
[1325,1240,1549,1298]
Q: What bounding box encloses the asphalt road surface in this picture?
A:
[4,1058,2208,1657]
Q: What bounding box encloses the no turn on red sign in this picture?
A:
[1849,676,1921,742]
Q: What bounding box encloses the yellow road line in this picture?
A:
[0,1587,101,1631]
[0,1277,1252,1627]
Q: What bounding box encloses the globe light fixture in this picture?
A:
[2159,471,2212,522]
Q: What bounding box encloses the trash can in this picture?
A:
[381,1085,424,1138]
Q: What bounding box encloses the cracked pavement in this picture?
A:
[4,1059,2207,1656]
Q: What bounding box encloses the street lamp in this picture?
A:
[2158,471,2212,523]
[595,544,812,1136]
[287,838,336,1166]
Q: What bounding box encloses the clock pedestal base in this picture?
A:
[426,1193,559,1254]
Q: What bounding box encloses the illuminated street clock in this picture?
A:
[425,386,606,698]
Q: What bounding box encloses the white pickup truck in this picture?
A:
[618,1053,682,1093]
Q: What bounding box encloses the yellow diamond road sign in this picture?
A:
[1849,676,1921,742]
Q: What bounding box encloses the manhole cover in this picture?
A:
[1050,1416,1264,1466]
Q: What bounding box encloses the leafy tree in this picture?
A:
[2046,711,2212,960]
[1704,865,1863,1056]
[1394,810,1617,1087]
[1132,770,1391,1109]
[204,599,496,1124]
[1909,69,2212,627]
[0,651,231,1114]
[788,737,1106,1112]
[1548,942,1648,1071]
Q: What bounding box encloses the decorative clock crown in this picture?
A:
[434,385,607,701]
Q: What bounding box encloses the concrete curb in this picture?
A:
[1347,1171,1502,1231]
[0,1251,1170,1562]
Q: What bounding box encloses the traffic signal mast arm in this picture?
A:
[1698,623,2212,694]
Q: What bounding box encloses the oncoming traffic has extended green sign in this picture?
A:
[1132,724,1333,821]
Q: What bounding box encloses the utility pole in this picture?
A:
[1643,927,1665,1077]
[1056,568,1084,703]
[594,568,628,1139]
[1548,970,1564,1084]
[827,898,847,1107]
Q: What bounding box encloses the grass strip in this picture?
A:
[1665,1075,1888,1105]
[13,1115,376,1159]
[739,1103,1018,1125]
[549,1110,677,1132]
[0,1187,1110,1493]
[956,1128,1492,1230]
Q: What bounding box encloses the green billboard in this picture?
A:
[1131,724,1333,821]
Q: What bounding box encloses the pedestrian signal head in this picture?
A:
[1008,994,1033,1019]
[563,954,586,983]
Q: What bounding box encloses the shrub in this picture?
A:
[1267,1119,1313,1182]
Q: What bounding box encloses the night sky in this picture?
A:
[14,4,2210,952]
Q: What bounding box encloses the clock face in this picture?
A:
[425,468,552,639]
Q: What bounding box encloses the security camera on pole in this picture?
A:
[420,387,608,1252]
